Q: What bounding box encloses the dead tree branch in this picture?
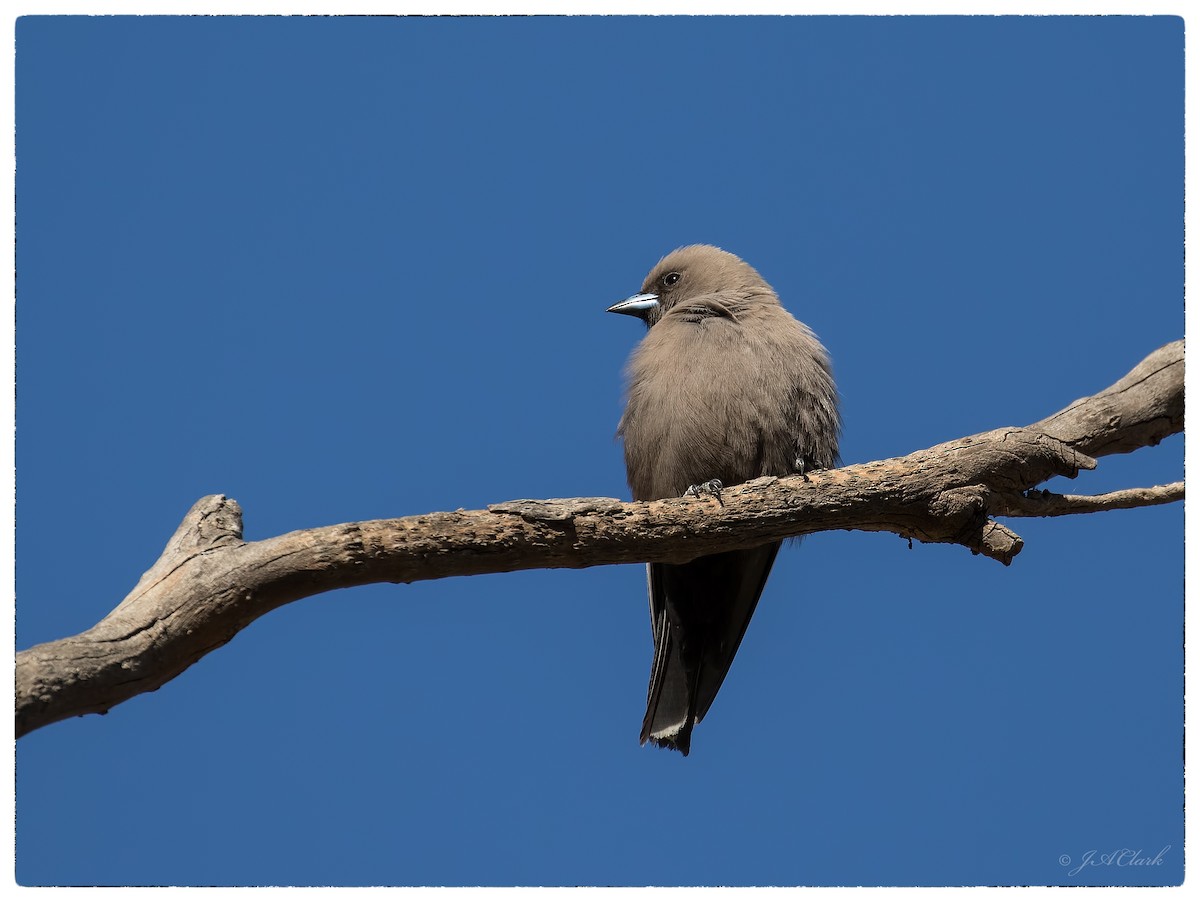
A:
[995,481,1184,517]
[15,340,1183,738]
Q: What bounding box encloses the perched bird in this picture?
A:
[608,244,840,755]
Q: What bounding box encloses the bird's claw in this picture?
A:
[794,455,822,482]
[685,479,724,505]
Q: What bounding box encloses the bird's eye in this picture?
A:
[662,272,682,287]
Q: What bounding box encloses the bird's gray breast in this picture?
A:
[622,309,801,500]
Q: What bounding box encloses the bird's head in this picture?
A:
[607,244,773,327]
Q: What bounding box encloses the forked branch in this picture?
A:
[15,340,1183,738]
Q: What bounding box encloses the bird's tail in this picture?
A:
[640,590,701,755]
[639,543,780,756]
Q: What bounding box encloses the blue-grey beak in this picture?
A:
[607,292,660,319]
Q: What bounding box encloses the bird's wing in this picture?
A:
[687,542,781,724]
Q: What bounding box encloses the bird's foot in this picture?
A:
[685,479,724,506]
[794,456,823,483]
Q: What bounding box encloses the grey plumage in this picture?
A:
[609,244,840,755]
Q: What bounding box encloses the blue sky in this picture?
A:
[14,14,1184,887]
